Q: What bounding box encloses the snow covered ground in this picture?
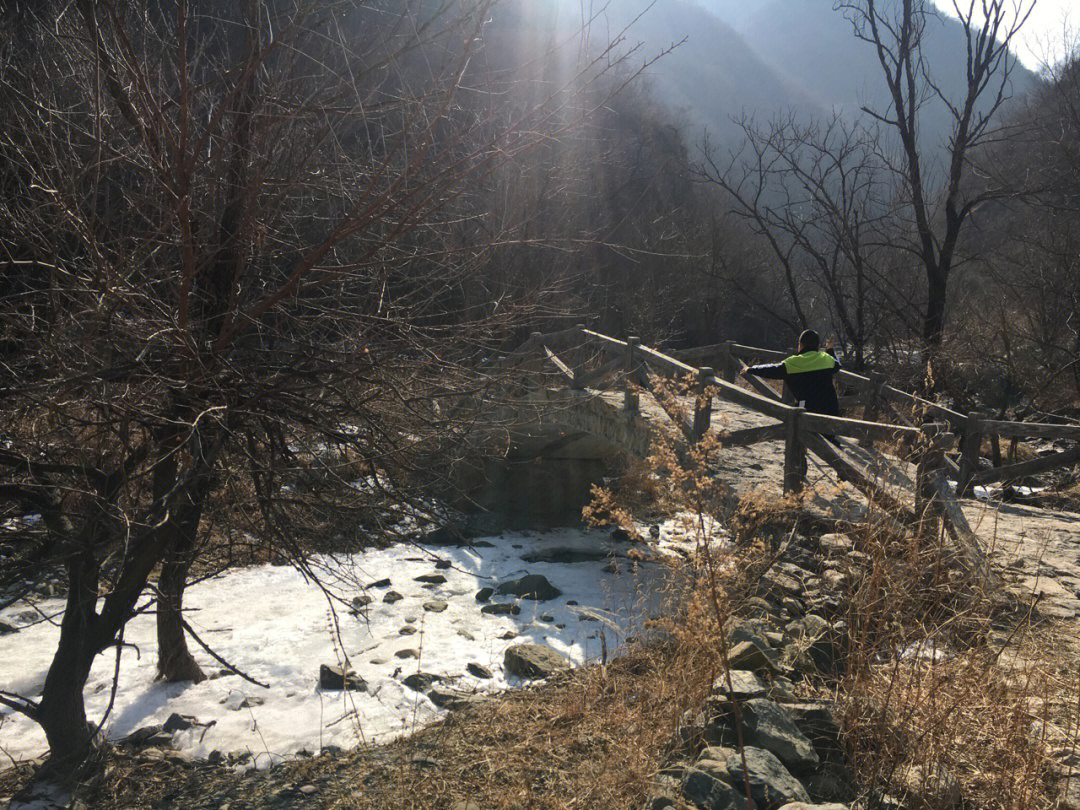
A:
[0,525,705,769]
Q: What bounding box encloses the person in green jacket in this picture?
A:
[741,330,842,415]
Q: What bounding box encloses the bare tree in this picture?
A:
[700,112,918,368]
[0,0,635,771]
[837,0,1034,384]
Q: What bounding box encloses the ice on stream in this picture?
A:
[0,523,710,769]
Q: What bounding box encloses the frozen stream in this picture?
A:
[0,525,700,768]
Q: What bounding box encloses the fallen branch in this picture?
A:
[179,616,269,689]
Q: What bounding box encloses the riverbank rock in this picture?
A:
[682,760,740,810]
[319,664,366,692]
[481,602,520,616]
[817,534,853,556]
[725,747,810,806]
[727,640,783,674]
[504,643,570,679]
[403,672,439,692]
[467,663,493,679]
[495,574,561,601]
[741,699,819,772]
[414,573,447,585]
[429,687,487,710]
[714,670,767,700]
[162,713,196,733]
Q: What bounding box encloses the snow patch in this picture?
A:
[0,524,706,769]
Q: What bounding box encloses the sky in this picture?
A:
[931,0,1077,72]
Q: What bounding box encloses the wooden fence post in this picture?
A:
[692,367,715,443]
[957,411,985,497]
[860,371,885,448]
[571,323,586,390]
[720,341,737,382]
[624,336,640,414]
[783,406,806,494]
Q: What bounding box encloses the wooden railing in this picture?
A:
[498,325,1080,499]
[498,326,1080,581]
[669,339,1080,496]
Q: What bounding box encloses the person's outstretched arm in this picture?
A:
[825,337,842,373]
[742,361,787,381]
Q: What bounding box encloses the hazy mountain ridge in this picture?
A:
[605,0,1037,152]
[596,0,824,145]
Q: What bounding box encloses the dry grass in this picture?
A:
[833,515,1074,809]
[333,640,715,810]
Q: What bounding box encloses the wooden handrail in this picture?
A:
[979,420,1080,442]
[718,423,786,447]
[970,445,1080,487]
[706,375,794,421]
[635,343,698,379]
[800,412,923,444]
[581,329,628,353]
[542,346,575,384]
[879,384,966,427]
[579,332,1080,461]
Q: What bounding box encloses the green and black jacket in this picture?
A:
[746,349,842,415]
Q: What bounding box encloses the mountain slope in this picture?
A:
[598,0,825,146]
[742,1,1034,136]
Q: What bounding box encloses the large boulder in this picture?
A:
[503,643,570,679]
[725,747,809,807]
[728,640,783,674]
[495,574,561,601]
[682,760,742,810]
[742,699,819,772]
[715,670,768,701]
[783,701,843,764]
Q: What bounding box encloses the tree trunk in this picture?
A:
[922,268,949,392]
[1073,330,1080,399]
[37,551,100,772]
[156,501,206,683]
